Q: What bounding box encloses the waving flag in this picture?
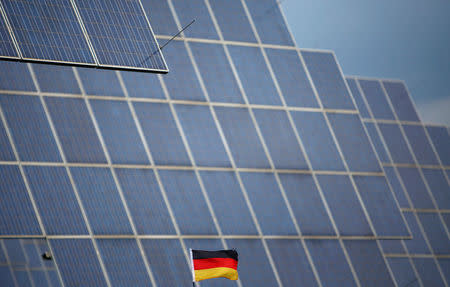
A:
[190,249,239,282]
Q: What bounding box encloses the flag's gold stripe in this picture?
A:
[194,267,238,281]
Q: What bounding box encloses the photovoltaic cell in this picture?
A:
[32,64,80,94]
[417,213,450,254]
[382,81,420,122]
[397,167,434,209]
[402,212,430,254]
[402,124,439,165]
[0,61,35,91]
[346,78,370,118]
[422,168,450,210]
[0,13,17,57]
[426,126,450,166]
[358,79,395,120]
[387,258,420,287]
[413,258,446,287]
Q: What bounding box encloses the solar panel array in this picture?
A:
[0,0,167,72]
[0,0,448,286]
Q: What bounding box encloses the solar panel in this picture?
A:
[0,9,18,58]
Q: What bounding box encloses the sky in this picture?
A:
[282,0,450,126]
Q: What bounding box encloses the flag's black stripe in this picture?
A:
[192,250,238,261]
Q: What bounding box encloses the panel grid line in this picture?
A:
[19,239,37,287]
[0,0,21,58]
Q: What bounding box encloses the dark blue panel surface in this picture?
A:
[380,239,405,254]
[77,68,123,97]
[364,122,389,163]
[228,45,280,105]
[162,41,205,101]
[403,124,439,165]
[344,240,395,287]
[291,111,345,171]
[306,240,357,287]
[279,174,335,235]
[24,166,88,235]
[0,62,35,91]
[384,167,410,208]
[413,258,446,287]
[15,270,32,286]
[426,126,450,166]
[226,239,278,286]
[397,167,434,209]
[3,0,94,63]
[45,97,106,163]
[190,42,243,103]
[32,64,80,94]
[328,113,381,172]
[97,239,151,286]
[0,165,41,235]
[317,175,372,236]
[200,171,257,235]
[140,0,177,35]
[241,172,297,235]
[51,239,107,287]
[31,271,48,287]
[3,239,26,264]
[387,258,420,287]
[175,104,230,167]
[346,78,370,118]
[267,239,318,286]
[215,107,270,168]
[301,51,354,110]
[70,167,133,235]
[115,168,175,235]
[383,81,420,122]
[0,14,17,57]
[354,176,408,236]
[266,48,318,108]
[90,100,148,164]
[254,109,307,169]
[76,0,167,70]
[358,79,395,120]
[245,0,294,46]
[422,169,450,209]
[0,266,15,287]
[402,212,430,254]
[172,0,218,39]
[417,213,450,254]
[22,240,40,268]
[0,123,15,161]
[133,102,190,166]
[438,259,450,284]
[159,170,216,234]
[142,239,190,287]
[120,70,164,99]
[209,0,256,42]
[442,213,450,232]
[0,94,61,162]
[378,123,415,164]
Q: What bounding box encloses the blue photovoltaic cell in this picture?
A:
[97,239,151,286]
[141,239,191,287]
[32,64,80,94]
[317,175,372,236]
[279,174,335,235]
[228,45,281,105]
[387,258,420,287]
[426,126,450,166]
[15,270,32,286]
[215,107,270,168]
[77,68,123,97]
[190,42,243,104]
[209,0,256,42]
[24,166,88,235]
[397,167,434,209]
[226,239,278,286]
[438,259,450,284]
[51,239,107,287]
[0,266,15,287]
[0,61,35,91]
[133,102,190,166]
[301,51,355,110]
[2,0,94,63]
[413,258,446,287]
[306,240,357,287]
[0,123,15,161]
[200,171,257,235]
[267,239,318,286]
[344,240,395,287]
[402,124,439,165]
[364,122,389,163]
[358,79,395,120]
[265,48,318,108]
[291,111,345,171]
[70,167,133,235]
[23,242,40,268]
[45,97,107,163]
[175,104,231,167]
[0,94,61,162]
[254,109,307,169]
[402,212,430,254]
[384,167,410,208]
[354,176,409,237]
[245,0,294,46]
[380,239,405,254]
[171,0,218,39]
[240,172,297,235]
[0,14,18,57]
[378,123,415,164]
[3,239,26,265]
[76,0,167,71]
[140,0,177,35]
[159,170,217,235]
[49,270,62,287]
[90,100,148,164]
[417,213,450,254]
[328,113,381,172]
[115,168,175,235]
[442,213,450,232]
[383,81,420,122]
[422,169,450,209]
[120,70,164,99]
[31,271,49,287]
[346,78,370,118]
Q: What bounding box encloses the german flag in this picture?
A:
[190,249,238,282]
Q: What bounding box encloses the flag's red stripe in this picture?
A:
[193,258,238,270]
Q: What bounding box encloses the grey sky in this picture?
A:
[282,0,450,126]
